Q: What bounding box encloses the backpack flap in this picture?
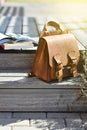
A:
[45,33,80,81]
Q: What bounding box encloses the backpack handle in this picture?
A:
[40,21,66,37]
[44,21,62,31]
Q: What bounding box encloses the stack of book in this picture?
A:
[0,33,38,50]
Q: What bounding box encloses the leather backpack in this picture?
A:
[29,21,80,82]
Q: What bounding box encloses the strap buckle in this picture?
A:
[54,55,63,81]
[68,51,78,77]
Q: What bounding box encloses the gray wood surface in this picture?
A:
[0,6,24,16]
[0,53,35,72]
[0,87,83,112]
[0,75,83,89]
[0,16,11,33]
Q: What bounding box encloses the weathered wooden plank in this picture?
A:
[6,16,23,34]
[7,7,14,17]
[6,26,15,34]
[6,16,18,26]
[0,6,24,16]
[0,88,81,112]
[5,16,22,34]
[0,87,84,112]
[23,16,28,26]
[18,7,24,16]
[0,53,35,72]
[23,16,30,34]
[0,6,6,15]
[11,7,17,16]
[23,17,39,37]
[0,16,5,25]
[70,30,87,48]
[3,6,11,16]
[0,6,4,13]
[6,16,32,34]
[0,16,11,33]
[0,75,82,89]
[13,16,23,34]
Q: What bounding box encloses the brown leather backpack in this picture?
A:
[29,21,80,82]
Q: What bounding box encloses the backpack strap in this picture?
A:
[68,51,78,77]
[54,55,63,81]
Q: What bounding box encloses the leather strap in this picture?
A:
[44,21,62,31]
[54,55,63,81]
[68,51,78,77]
[40,21,63,38]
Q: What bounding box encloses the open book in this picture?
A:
[0,33,39,46]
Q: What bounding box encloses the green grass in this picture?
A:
[6,0,87,2]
